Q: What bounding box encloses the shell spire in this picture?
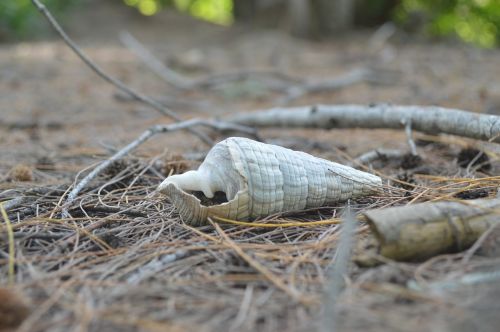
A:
[158,137,382,225]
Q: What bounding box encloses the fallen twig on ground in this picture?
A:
[30,0,212,145]
[1,197,27,213]
[278,68,394,105]
[120,31,300,90]
[228,104,500,142]
[113,92,213,112]
[126,249,189,284]
[353,148,406,166]
[61,119,257,218]
[119,31,194,90]
[404,119,418,156]
[119,31,392,104]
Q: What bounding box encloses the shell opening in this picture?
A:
[192,191,228,206]
[158,170,230,206]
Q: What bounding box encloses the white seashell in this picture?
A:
[158,137,382,225]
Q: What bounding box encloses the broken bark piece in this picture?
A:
[355,198,500,264]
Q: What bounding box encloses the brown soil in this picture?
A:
[1,1,500,331]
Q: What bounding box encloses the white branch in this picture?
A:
[228,104,500,142]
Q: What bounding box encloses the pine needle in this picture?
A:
[0,203,15,285]
[212,215,342,228]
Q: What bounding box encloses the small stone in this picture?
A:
[8,164,33,182]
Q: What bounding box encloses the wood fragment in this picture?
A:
[228,104,500,143]
[354,148,405,165]
[356,198,500,264]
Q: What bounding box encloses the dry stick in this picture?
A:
[228,104,500,143]
[319,203,357,332]
[279,68,372,105]
[119,31,301,90]
[61,119,256,218]
[353,148,405,166]
[113,92,213,112]
[30,0,212,146]
[1,197,27,212]
[119,31,193,90]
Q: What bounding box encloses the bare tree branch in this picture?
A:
[119,31,194,90]
[354,148,406,165]
[228,104,500,143]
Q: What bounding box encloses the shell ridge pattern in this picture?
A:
[234,138,283,217]
[273,146,308,211]
[295,151,327,207]
[226,138,252,219]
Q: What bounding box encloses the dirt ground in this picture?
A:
[1,1,500,331]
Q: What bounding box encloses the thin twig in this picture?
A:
[461,222,500,264]
[30,0,212,145]
[279,68,373,105]
[1,197,27,212]
[126,250,189,284]
[61,119,257,218]
[119,31,194,90]
[404,118,418,156]
[353,148,405,165]
[120,31,301,90]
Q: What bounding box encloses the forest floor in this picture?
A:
[1,1,500,331]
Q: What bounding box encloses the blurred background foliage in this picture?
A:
[123,0,233,24]
[1,0,499,48]
[0,0,77,39]
[396,0,500,48]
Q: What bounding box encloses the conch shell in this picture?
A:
[158,137,382,225]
